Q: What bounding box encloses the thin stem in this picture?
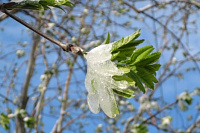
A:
[1,8,67,50]
[56,56,77,133]
[0,93,17,105]
[0,7,86,55]
[141,99,178,124]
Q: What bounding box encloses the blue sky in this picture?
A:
[1,1,200,133]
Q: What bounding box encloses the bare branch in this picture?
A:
[0,7,85,55]
[141,100,178,124]
[15,22,41,133]
[186,117,200,132]
[55,56,77,133]
[0,93,17,106]
[139,0,200,12]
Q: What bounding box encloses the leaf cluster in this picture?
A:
[0,113,10,130]
[106,30,161,94]
[2,0,74,10]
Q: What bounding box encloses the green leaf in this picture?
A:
[133,52,161,66]
[133,124,148,133]
[85,44,128,118]
[3,0,74,10]
[127,70,145,93]
[136,67,158,89]
[104,32,110,44]
[24,117,35,128]
[128,45,154,64]
[0,113,10,130]
[111,30,141,53]
[112,75,135,86]
[85,30,161,118]
[112,88,134,98]
[179,92,193,105]
[110,31,161,92]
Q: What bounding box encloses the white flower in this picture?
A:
[22,41,28,47]
[120,100,125,105]
[97,124,102,128]
[172,57,177,64]
[16,50,25,58]
[31,96,37,101]
[80,103,85,109]
[108,119,114,124]
[38,84,44,92]
[127,105,134,111]
[40,74,47,82]
[139,94,148,103]
[19,109,26,116]
[58,96,62,101]
[194,89,200,95]
[81,27,90,34]
[151,101,159,110]
[23,117,29,122]
[83,8,89,15]
[161,116,172,127]
[8,113,16,118]
[46,23,55,30]
[71,36,77,43]
[66,112,70,116]
[178,92,186,99]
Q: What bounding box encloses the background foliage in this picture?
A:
[0,0,200,132]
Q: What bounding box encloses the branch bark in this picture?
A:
[34,46,52,132]
[186,117,200,132]
[0,7,85,55]
[15,22,41,133]
[51,56,77,133]
[0,9,19,22]
[123,99,178,133]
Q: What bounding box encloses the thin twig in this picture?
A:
[0,93,17,105]
[0,8,67,50]
[186,117,200,132]
[122,0,200,76]
[141,99,178,124]
[55,56,77,133]
[0,7,85,55]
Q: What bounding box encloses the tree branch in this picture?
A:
[0,7,85,55]
[122,0,200,76]
[34,46,53,132]
[138,0,200,12]
[0,9,19,22]
[186,117,200,132]
[0,93,17,105]
[141,99,178,124]
[55,56,77,133]
[15,22,41,133]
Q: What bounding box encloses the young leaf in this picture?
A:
[104,32,110,44]
[0,113,10,130]
[110,31,161,92]
[85,44,131,118]
[85,30,161,117]
[2,0,74,10]
[112,88,134,98]
[111,29,141,54]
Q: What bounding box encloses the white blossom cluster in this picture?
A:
[16,49,25,58]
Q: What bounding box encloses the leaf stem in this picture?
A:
[1,8,67,49]
[0,6,85,55]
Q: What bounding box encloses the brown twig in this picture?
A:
[0,6,85,55]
